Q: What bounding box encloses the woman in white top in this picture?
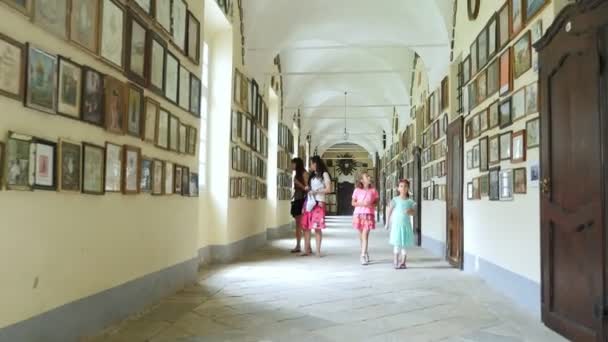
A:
[301,156,332,257]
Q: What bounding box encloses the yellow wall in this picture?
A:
[0,0,203,328]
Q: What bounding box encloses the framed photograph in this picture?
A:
[499,97,512,128]
[477,27,488,68]
[169,114,179,152]
[511,0,524,36]
[57,57,82,119]
[489,167,500,201]
[0,33,25,101]
[6,132,32,190]
[498,2,510,49]
[233,69,242,107]
[500,169,514,201]
[463,56,471,84]
[467,182,473,200]
[472,144,480,168]
[487,59,499,97]
[470,40,478,75]
[181,166,190,196]
[186,11,200,64]
[529,163,540,187]
[140,157,152,193]
[500,131,512,161]
[1,0,32,16]
[479,136,489,171]
[82,142,105,195]
[143,97,159,143]
[473,177,481,199]
[526,0,547,23]
[100,0,125,69]
[466,149,473,170]
[174,165,182,194]
[472,112,480,138]
[499,48,512,96]
[178,65,190,110]
[154,0,172,34]
[147,32,165,95]
[26,45,57,113]
[172,0,187,52]
[81,67,104,126]
[489,134,500,165]
[488,14,498,59]
[152,159,163,195]
[33,0,68,39]
[164,161,173,195]
[125,12,147,86]
[469,82,477,111]
[132,0,152,16]
[164,51,179,104]
[512,88,526,122]
[488,100,499,129]
[189,173,199,197]
[187,126,197,155]
[70,0,99,53]
[465,119,473,142]
[514,167,527,194]
[512,130,526,163]
[479,109,489,133]
[104,142,122,192]
[526,118,540,148]
[33,139,58,190]
[477,70,487,104]
[480,174,489,197]
[525,82,538,115]
[231,110,239,142]
[127,83,143,137]
[190,74,201,116]
[104,76,127,134]
[179,123,187,154]
[123,145,140,194]
[513,32,531,79]
[58,139,81,192]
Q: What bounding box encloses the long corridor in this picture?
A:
[87,217,564,342]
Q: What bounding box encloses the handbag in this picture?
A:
[305,192,317,212]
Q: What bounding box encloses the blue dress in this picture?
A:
[389,197,416,248]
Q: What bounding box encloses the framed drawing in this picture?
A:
[512,130,526,163]
[6,132,32,190]
[104,76,127,134]
[82,142,104,195]
[463,83,469,115]
[58,139,81,192]
[469,82,477,111]
[154,0,171,34]
[513,31,531,79]
[472,144,480,169]
[488,101,499,129]
[466,149,473,170]
[104,142,122,192]
[179,123,187,154]
[186,11,200,64]
[470,40,478,76]
[172,0,187,52]
[477,26,488,68]
[147,32,165,95]
[26,45,57,114]
[511,87,526,122]
[181,166,189,196]
[174,165,182,194]
[500,168,514,201]
[480,174,489,197]
[33,0,68,39]
[511,0,524,36]
[498,2,510,49]
[487,58,499,97]
[499,48,511,96]
[127,84,143,138]
[126,12,147,86]
[489,134,500,165]
[231,110,239,142]
[190,74,201,116]
[529,163,540,188]
[187,126,197,155]
[140,157,152,193]
[152,159,163,195]
[189,173,199,197]
[526,118,540,148]
[143,97,159,143]
[0,33,25,101]
[489,167,500,201]
[81,67,104,126]
[462,56,471,84]
[70,0,100,53]
[479,136,489,171]
[164,161,174,195]
[487,14,497,59]
[477,70,487,104]
[467,182,473,200]
[514,167,527,194]
[525,82,538,115]
[525,0,547,23]
[1,0,31,15]
[233,69,242,107]
[479,109,489,133]
[473,177,481,200]
[169,114,179,152]
[472,112,480,138]
[122,145,141,194]
[178,65,190,110]
[57,57,82,119]
[132,0,152,16]
[500,131,512,161]
[100,0,125,70]
[156,109,169,148]
[499,97,512,128]
[164,50,179,104]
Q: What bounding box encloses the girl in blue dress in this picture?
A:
[385,179,416,269]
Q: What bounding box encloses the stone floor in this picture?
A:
[86,217,566,342]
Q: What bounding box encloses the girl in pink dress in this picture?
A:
[301,156,331,257]
[351,172,379,265]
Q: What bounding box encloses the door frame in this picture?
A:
[446,117,464,269]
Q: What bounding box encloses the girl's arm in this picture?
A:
[294,178,306,190]
[313,173,332,195]
[385,202,394,230]
[406,203,417,216]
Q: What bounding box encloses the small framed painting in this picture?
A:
[231,110,239,142]
[234,69,242,107]
[477,26,488,68]
[470,40,478,76]
[26,45,57,114]
[174,165,183,194]
[82,142,105,195]
[0,33,25,101]
[477,70,487,104]
[57,57,82,119]
[466,149,473,170]
[514,167,527,194]
[156,108,169,149]
[127,84,143,138]
[104,76,127,134]
[154,0,172,34]
[70,0,100,53]
[33,0,68,39]
[511,130,526,163]
[472,113,480,138]
[511,87,526,122]
[172,0,187,52]
[487,14,498,59]
[164,51,179,104]
[500,131,513,161]
[473,177,481,200]
[152,159,163,195]
[189,173,199,197]
[100,0,125,70]
[122,145,141,194]
[499,48,512,96]
[126,12,148,86]
[498,2,510,49]
[489,134,500,165]
[499,97,512,129]
[58,139,81,192]
[186,11,200,64]
[526,118,540,148]
[178,65,190,110]
[169,114,179,152]
[513,31,532,79]
[487,59,499,97]
[146,32,165,95]
[81,67,104,126]
[179,123,187,154]
[190,74,201,116]
[489,167,500,201]
[472,144,480,169]
[479,109,489,133]
[525,0,547,23]
[104,142,122,192]
[479,136,489,171]
[511,0,524,36]
[500,168,514,201]
[462,56,471,84]
[6,132,33,190]
[140,157,153,193]
[181,166,189,196]
[187,126,197,155]
[1,0,32,16]
[480,174,489,197]
[525,82,538,115]
[164,161,174,195]
[143,97,159,143]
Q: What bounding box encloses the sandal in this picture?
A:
[399,263,407,269]
[290,247,301,253]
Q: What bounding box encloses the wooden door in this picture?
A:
[446,117,463,268]
[413,147,422,246]
[337,182,355,216]
[537,2,607,340]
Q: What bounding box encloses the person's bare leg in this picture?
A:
[315,229,323,257]
[362,228,370,260]
[300,230,312,256]
[291,217,302,252]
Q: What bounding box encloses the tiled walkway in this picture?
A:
[87,217,566,342]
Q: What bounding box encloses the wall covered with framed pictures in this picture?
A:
[0,0,203,334]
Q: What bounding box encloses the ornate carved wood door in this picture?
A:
[446,117,463,268]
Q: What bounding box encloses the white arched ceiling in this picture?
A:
[243,0,453,155]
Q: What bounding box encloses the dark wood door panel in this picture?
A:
[446,118,463,268]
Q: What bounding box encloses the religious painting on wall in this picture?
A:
[82,142,104,195]
[127,84,143,137]
[100,0,125,69]
[498,2,510,49]
[58,139,81,192]
[70,0,100,53]
[26,45,57,114]
[525,82,538,115]
[487,59,499,97]
[156,108,169,149]
[499,97,512,129]
[489,134,500,165]
[190,74,201,116]
[33,0,68,39]
[0,33,25,101]
[164,161,174,195]
[6,132,33,190]
[104,76,127,134]
[488,100,499,129]
[500,131,512,161]
[489,167,500,201]
[57,57,82,119]
[169,114,179,152]
[514,167,527,194]
[178,65,190,110]
[479,136,489,172]
[155,0,171,34]
[81,67,104,126]
[144,97,159,143]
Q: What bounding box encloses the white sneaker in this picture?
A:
[360,255,368,265]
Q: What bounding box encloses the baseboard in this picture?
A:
[0,258,198,342]
[266,222,295,240]
[421,234,446,259]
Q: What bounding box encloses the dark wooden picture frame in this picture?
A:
[125,10,148,87]
[513,30,532,79]
[81,66,105,126]
[122,145,141,194]
[25,44,58,114]
[58,139,82,192]
[479,136,489,171]
[99,0,126,71]
[104,75,127,135]
[511,129,527,163]
[499,97,512,128]
[126,83,144,138]
[57,56,82,120]
[513,167,527,194]
[82,142,105,195]
[489,166,501,201]
[32,138,57,191]
[500,131,513,161]
[164,49,180,105]
[0,32,25,101]
[489,134,501,165]
[186,10,200,64]
[146,31,166,96]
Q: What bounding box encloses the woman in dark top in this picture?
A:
[290,158,309,253]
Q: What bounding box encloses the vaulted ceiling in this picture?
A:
[243,0,454,155]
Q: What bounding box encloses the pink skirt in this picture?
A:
[353,214,376,230]
[302,201,326,230]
